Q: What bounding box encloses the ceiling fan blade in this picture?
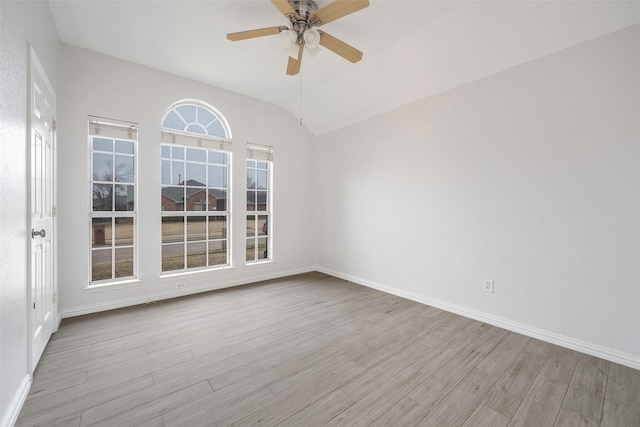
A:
[318,30,363,63]
[271,0,299,19]
[310,0,369,26]
[286,44,305,75]
[227,26,286,41]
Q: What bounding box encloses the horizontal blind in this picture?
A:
[88,116,138,140]
[161,130,232,152]
[247,143,273,161]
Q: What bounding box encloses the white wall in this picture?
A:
[57,45,315,316]
[0,2,59,426]
[315,25,640,368]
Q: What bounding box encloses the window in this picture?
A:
[246,144,272,263]
[89,117,137,283]
[161,102,230,139]
[161,101,232,273]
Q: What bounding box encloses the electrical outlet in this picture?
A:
[483,279,494,293]
[176,283,186,289]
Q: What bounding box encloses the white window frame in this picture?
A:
[246,144,273,264]
[87,116,138,286]
[160,101,233,275]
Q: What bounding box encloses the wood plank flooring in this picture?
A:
[16,272,640,426]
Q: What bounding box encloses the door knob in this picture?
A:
[31,229,46,238]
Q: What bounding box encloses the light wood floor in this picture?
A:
[17,272,640,427]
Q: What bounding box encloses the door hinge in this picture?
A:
[33,302,36,309]
[53,205,57,217]
[52,119,56,131]
[52,292,57,304]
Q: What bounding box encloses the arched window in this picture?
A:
[160,100,232,273]
[161,101,231,139]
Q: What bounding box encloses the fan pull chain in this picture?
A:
[299,71,303,127]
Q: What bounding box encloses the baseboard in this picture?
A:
[59,263,640,370]
[1,374,30,427]
[316,266,640,371]
[62,266,315,318]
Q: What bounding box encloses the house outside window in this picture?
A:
[160,101,232,273]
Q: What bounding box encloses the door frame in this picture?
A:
[27,45,59,375]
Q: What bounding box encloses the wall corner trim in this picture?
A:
[315,266,640,371]
[1,374,31,427]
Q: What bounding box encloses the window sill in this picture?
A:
[83,279,142,293]
[246,260,273,266]
[159,265,233,280]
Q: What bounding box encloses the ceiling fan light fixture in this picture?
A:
[306,45,321,58]
[303,28,321,49]
[286,43,300,60]
[280,29,298,49]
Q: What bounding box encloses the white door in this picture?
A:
[29,49,56,370]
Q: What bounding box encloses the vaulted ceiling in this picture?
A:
[48,1,640,135]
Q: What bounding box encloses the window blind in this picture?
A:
[247,143,273,161]
[161,130,232,152]
[88,116,138,140]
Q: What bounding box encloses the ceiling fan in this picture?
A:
[227,0,369,76]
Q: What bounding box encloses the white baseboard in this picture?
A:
[316,266,640,371]
[1,374,30,427]
[59,263,640,370]
[62,266,315,318]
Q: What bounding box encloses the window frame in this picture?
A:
[87,117,138,286]
[161,100,232,140]
[160,100,233,275]
[160,143,231,274]
[246,144,273,264]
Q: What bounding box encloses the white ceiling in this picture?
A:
[48,0,640,135]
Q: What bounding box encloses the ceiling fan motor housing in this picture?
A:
[288,0,319,35]
[289,0,318,19]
